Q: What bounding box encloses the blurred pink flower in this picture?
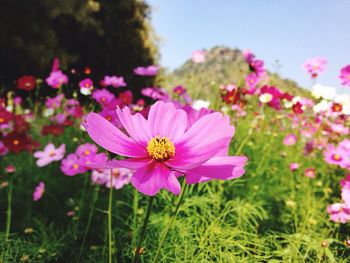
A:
[283,134,297,146]
[245,73,259,88]
[76,143,98,158]
[0,141,9,156]
[134,65,159,76]
[46,70,68,89]
[91,168,132,189]
[304,168,316,178]
[92,89,115,105]
[34,143,66,167]
[323,145,349,168]
[60,153,87,176]
[327,203,350,223]
[289,163,299,171]
[192,50,206,63]
[5,165,16,173]
[83,101,247,196]
[339,65,350,87]
[33,182,45,201]
[103,75,126,88]
[303,57,327,77]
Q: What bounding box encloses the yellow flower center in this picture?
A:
[13,140,20,145]
[112,170,120,178]
[73,163,79,170]
[84,150,91,156]
[49,151,56,157]
[333,154,341,161]
[0,117,4,123]
[147,136,175,161]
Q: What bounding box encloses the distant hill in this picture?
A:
[163,46,310,99]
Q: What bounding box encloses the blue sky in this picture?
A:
[148,0,350,93]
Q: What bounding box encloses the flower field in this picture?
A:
[0,50,350,263]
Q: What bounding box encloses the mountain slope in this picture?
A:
[164,46,310,99]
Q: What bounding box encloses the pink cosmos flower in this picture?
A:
[34,143,66,167]
[46,70,68,88]
[283,134,297,146]
[339,65,350,87]
[243,49,255,64]
[0,141,9,156]
[323,145,348,168]
[83,101,247,196]
[289,163,299,171]
[303,57,327,78]
[45,94,64,110]
[79,78,94,95]
[76,143,98,158]
[13,96,22,105]
[92,89,115,105]
[5,165,16,173]
[103,75,126,88]
[327,203,350,223]
[141,87,170,101]
[192,50,206,63]
[304,168,316,178]
[33,182,45,201]
[60,153,87,176]
[134,65,159,76]
[91,168,132,189]
[245,73,259,88]
[339,139,350,151]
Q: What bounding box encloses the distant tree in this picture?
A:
[0,0,158,96]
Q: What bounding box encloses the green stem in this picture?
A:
[108,172,114,263]
[5,174,13,241]
[133,195,155,263]
[153,182,188,262]
[78,185,100,261]
[132,188,139,248]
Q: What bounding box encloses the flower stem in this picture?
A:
[5,174,13,241]
[153,182,188,262]
[133,195,155,263]
[132,188,139,248]
[78,185,100,261]
[108,172,114,263]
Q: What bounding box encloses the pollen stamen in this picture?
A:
[147,136,175,161]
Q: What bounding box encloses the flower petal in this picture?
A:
[83,113,147,158]
[87,158,150,170]
[167,113,234,169]
[148,101,187,142]
[131,162,181,196]
[185,156,248,184]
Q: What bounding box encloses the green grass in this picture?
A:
[1,94,350,262]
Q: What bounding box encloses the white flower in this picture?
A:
[311,84,336,100]
[313,100,330,113]
[80,87,92,96]
[43,108,54,117]
[192,99,210,110]
[259,93,273,103]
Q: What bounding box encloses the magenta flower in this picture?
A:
[245,73,259,88]
[323,145,348,168]
[339,65,350,87]
[33,182,45,201]
[83,101,247,196]
[192,50,206,63]
[34,143,65,167]
[91,168,132,189]
[289,163,299,171]
[0,141,9,156]
[304,168,316,178]
[327,203,350,223]
[80,153,108,169]
[134,65,159,76]
[92,89,115,105]
[45,94,64,110]
[243,49,255,64]
[60,153,87,176]
[76,143,98,158]
[103,75,127,88]
[79,78,94,95]
[303,57,327,78]
[283,134,297,146]
[141,87,170,101]
[46,70,68,89]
